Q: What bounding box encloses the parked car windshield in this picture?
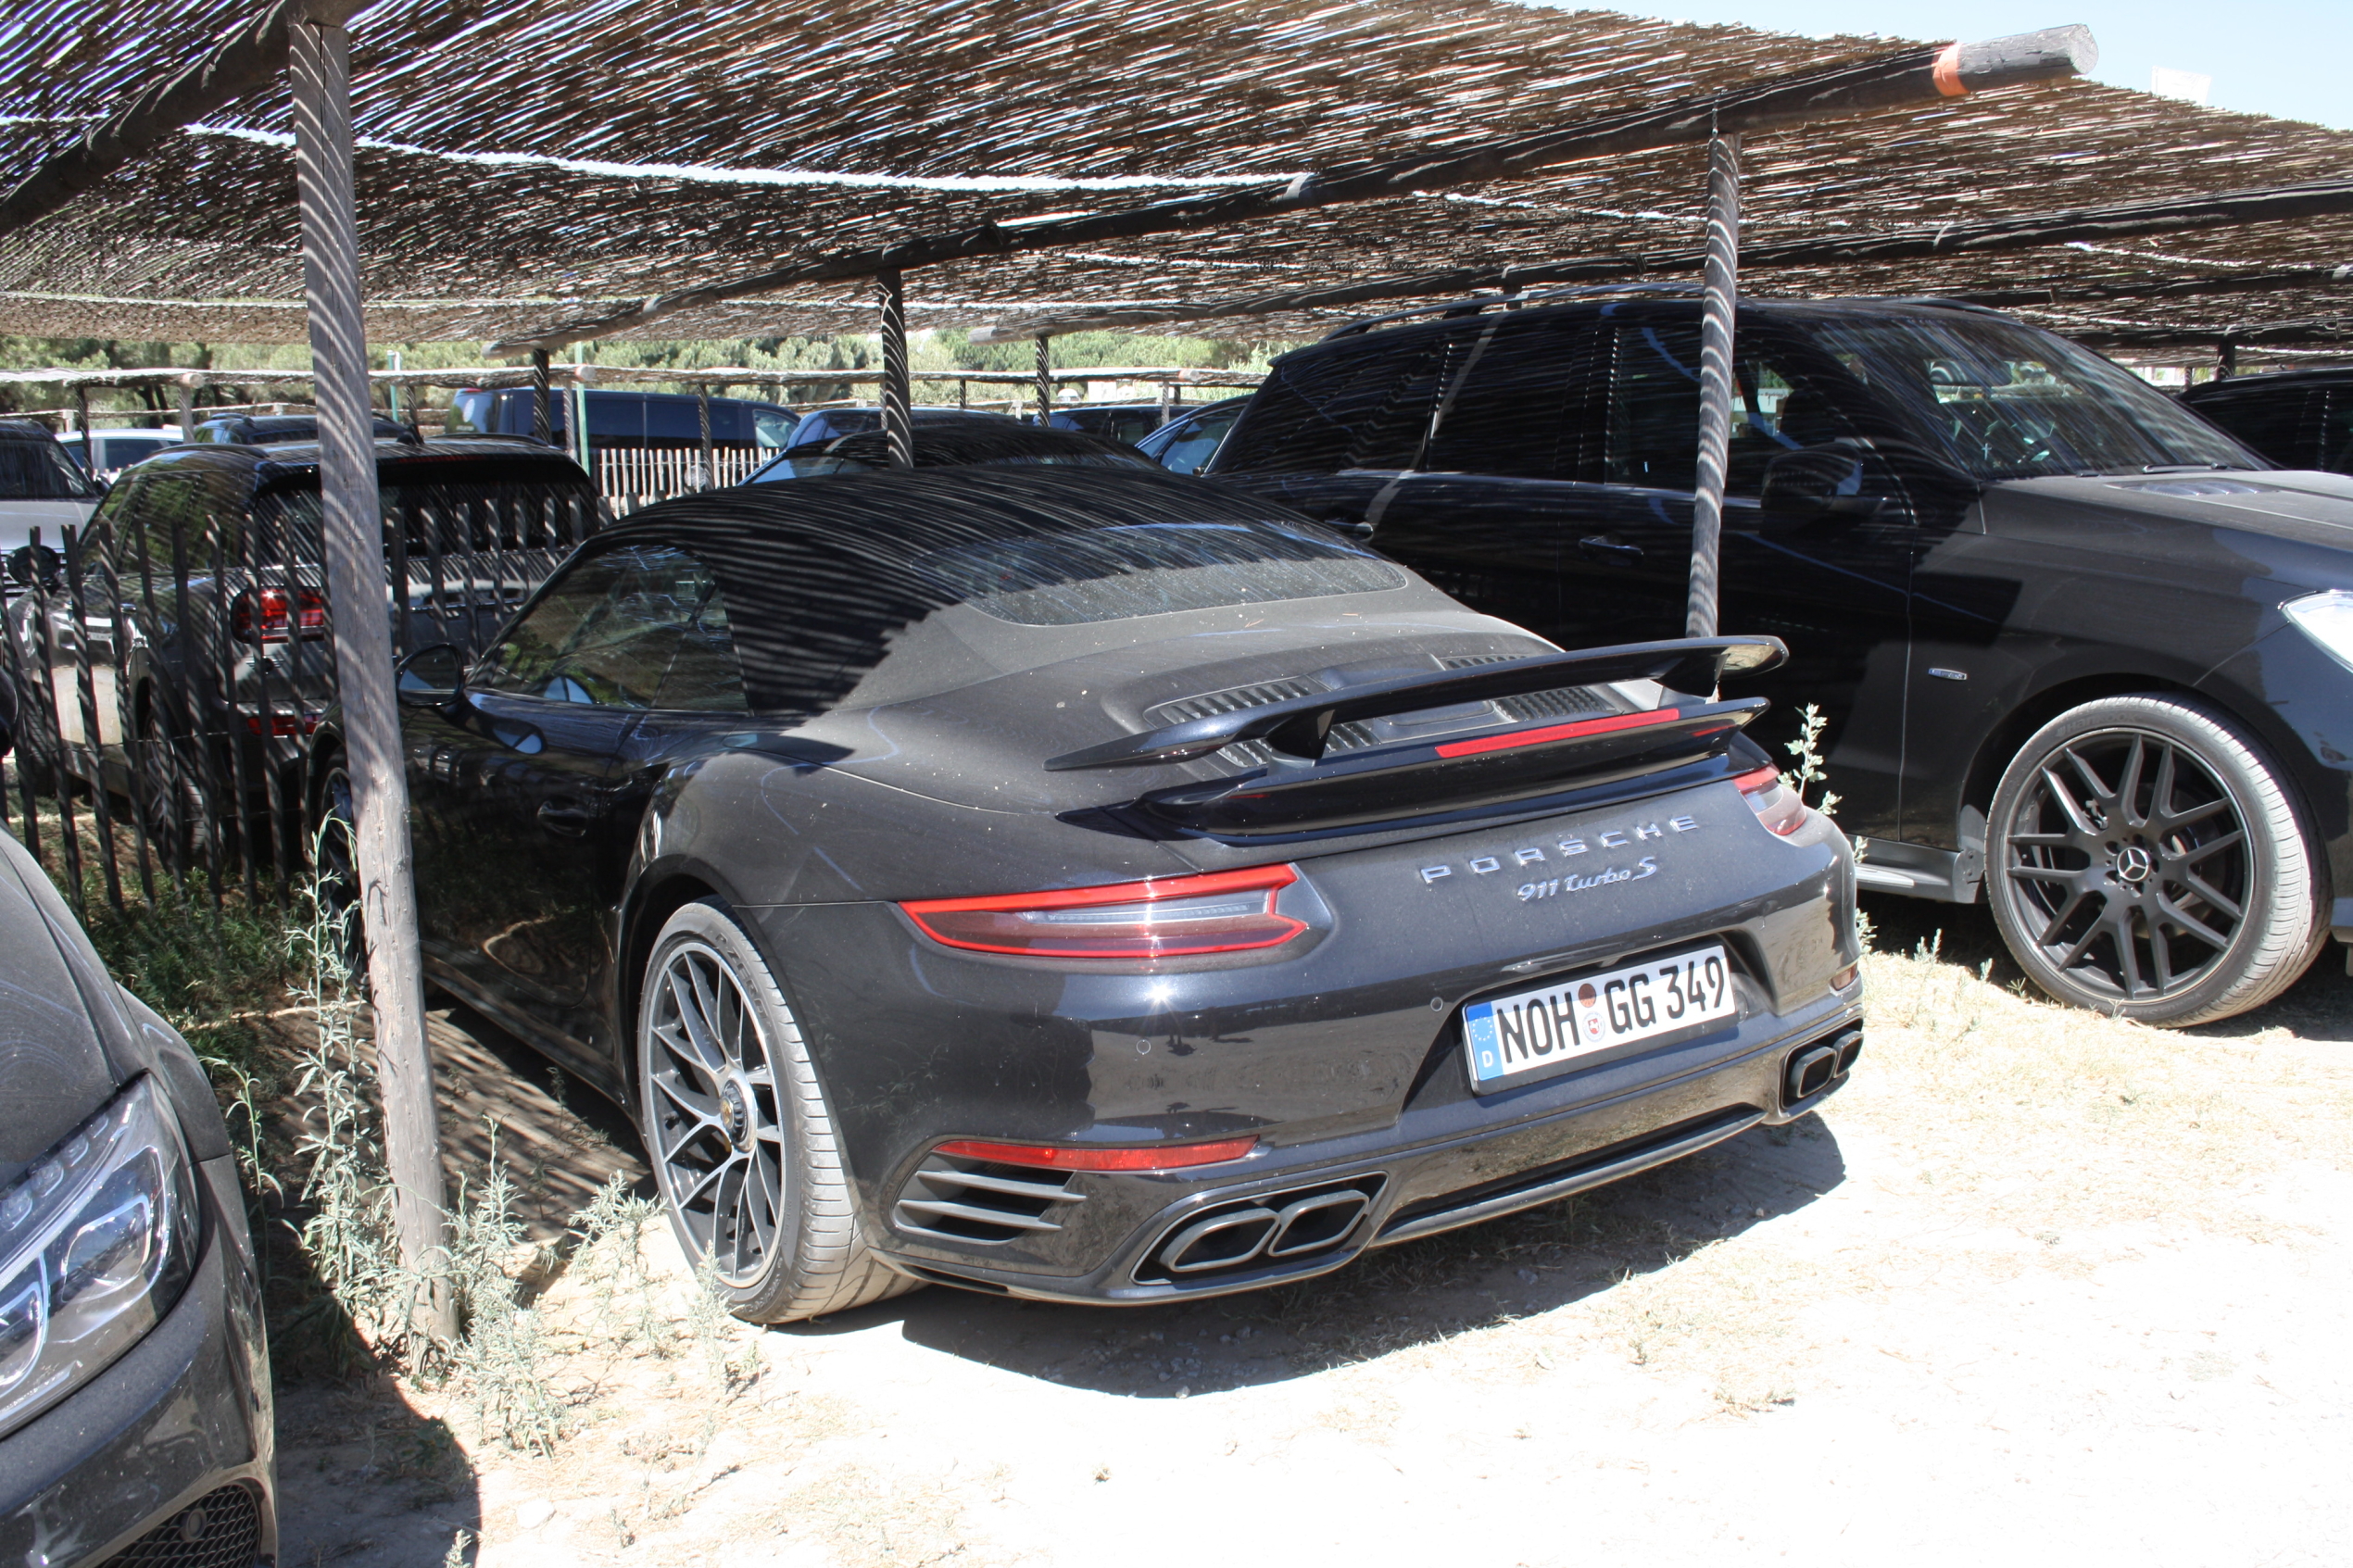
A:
[0,438,99,500]
[921,518,1406,625]
[1793,313,2259,481]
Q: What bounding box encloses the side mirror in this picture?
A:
[396,643,466,705]
[1760,448,1883,522]
[6,544,62,590]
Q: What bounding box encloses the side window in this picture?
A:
[1604,324,1706,491]
[473,545,746,711]
[1604,323,1864,495]
[1419,315,1607,480]
[1152,409,1236,475]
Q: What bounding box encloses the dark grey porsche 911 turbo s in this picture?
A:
[321,467,1861,1320]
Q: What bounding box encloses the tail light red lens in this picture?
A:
[933,1135,1259,1172]
[1736,763,1811,837]
[232,586,328,643]
[243,711,321,738]
[902,864,1305,959]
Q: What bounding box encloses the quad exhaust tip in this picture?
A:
[1785,1028,1863,1105]
[1150,1180,1381,1278]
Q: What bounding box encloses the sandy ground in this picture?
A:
[271,899,2353,1568]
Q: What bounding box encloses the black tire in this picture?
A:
[637,898,916,1323]
[1986,694,2326,1026]
[131,689,206,872]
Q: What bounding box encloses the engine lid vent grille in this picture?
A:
[1441,654,1612,722]
[893,1155,1085,1245]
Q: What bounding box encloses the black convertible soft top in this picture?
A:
[579,467,1404,713]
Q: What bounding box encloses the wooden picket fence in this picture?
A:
[596,445,771,514]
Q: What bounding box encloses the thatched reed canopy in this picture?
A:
[3,0,2348,351]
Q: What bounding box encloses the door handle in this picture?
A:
[535,798,595,838]
[1327,520,1375,537]
[1578,535,1644,566]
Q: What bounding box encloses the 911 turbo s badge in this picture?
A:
[1418,813,1701,897]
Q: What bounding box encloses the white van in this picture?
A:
[0,420,100,564]
[55,425,182,479]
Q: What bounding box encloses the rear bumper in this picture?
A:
[871,986,1861,1305]
[0,1157,275,1567]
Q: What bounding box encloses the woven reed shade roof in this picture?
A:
[3,0,2348,347]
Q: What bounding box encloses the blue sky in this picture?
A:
[1596,1,2350,130]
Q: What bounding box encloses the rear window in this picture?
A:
[920,519,1406,625]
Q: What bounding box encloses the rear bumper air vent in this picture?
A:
[1133,1174,1385,1284]
[893,1153,1086,1244]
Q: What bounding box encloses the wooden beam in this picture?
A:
[290,15,451,1338]
[487,28,2093,355]
[0,0,369,239]
[966,182,2353,342]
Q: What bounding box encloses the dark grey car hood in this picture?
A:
[0,833,225,1186]
[2001,469,2353,550]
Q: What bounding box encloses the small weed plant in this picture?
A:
[1783,703,1874,951]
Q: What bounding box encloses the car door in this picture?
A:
[1575,313,1923,841]
[406,543,714,1069]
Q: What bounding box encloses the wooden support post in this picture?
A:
[385,348,402,425]
[74,386,92,458]
[1035,337,1052,427]
[290,14,451,1336]
[875,270,914,470]
[696,386,712,491]
[174,376,195,439]
[2218,337,2238,380]
[569,345,592,471]
[958,378,969,410]
[1686,133,1741,643]
[531,350,552,445]
[1158,380,1174,422]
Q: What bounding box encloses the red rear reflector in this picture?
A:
[902,864,1304,959]
[934,1135,1260,1172]
[1433,708,1682,759]
[243,711,320,738]
[1734,764,1781,793]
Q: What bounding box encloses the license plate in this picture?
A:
[1462,945,1736,1090]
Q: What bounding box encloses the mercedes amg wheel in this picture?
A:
[637,898,915,1322]
[1986,694,2325,1026]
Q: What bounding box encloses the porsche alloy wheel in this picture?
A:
[637,899,915,1322]
[1986,695,2324,1026]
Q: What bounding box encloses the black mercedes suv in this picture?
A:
[1210,291,2353,1024]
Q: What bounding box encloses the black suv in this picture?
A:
[1210,292,2353,1024]
[2179,366,2353,476]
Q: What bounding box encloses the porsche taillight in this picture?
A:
[232,586,327,643]
[1736,764,1810,837]
[901,864,1305,959]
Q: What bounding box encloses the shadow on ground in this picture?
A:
[792,1112,1846,1398]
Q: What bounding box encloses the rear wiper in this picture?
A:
[2139,463,2248,473]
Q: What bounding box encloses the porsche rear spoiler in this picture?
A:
[1134,696,1768,836]
[1043,636,1786,772]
